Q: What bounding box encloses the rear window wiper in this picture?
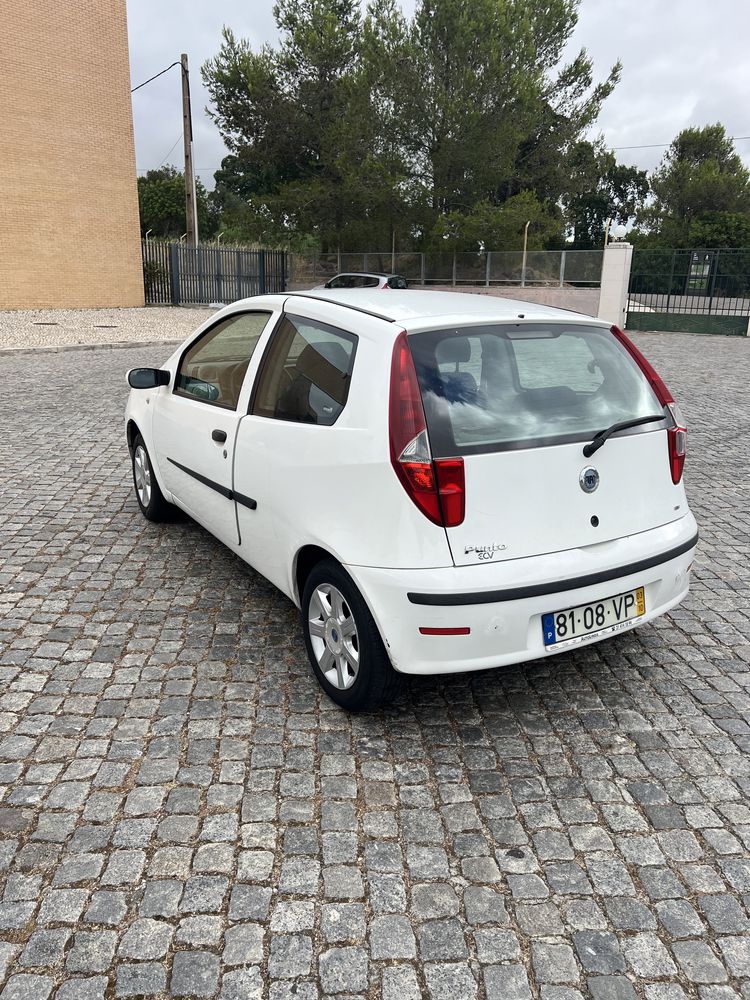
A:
[583,413,665,457]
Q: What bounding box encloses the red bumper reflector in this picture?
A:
[419,627,471,636]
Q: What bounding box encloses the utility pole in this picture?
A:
[181,53,199,247]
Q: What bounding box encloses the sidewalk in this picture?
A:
[0,306,214,353]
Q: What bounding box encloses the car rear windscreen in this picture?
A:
[408,323,666,456]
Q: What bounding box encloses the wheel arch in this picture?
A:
[126,419,140,455]
[292,544,398,669]
[293,544,336,606]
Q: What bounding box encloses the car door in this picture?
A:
[232,309,359,595]
[152,309,275,547]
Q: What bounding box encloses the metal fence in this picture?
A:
[627,248,750,335]
[288,249,603,288]
[142,240,287,305]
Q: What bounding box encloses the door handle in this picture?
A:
[211,429,227,443]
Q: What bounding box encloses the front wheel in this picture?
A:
[301,560,401,711]
[132,434,172,522]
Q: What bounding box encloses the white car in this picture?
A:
[125,290,697,710]
[315,272,409,290]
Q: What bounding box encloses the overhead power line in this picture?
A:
[614,135,750,150]
[131,61,181,93]
[136,134,750,173]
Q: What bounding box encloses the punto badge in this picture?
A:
[579,467,599,494]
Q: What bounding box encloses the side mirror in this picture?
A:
[127,368,170,389]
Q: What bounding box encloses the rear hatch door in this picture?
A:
[409,321,682,567]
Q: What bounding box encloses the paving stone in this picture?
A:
[483,965,532,1000]
[699,895,750,933]
[115,963,166,997]
[139,880,183,918]
[463,886,508,925]
[424,963,478,1000]
[587,977,638,1000]
[474,928,521,962]
[717,936,750,977]
[418,919,468,961]
[118,918,173,959]
[55,977,107,1000]
[623,932,677,977]
[382,965,421,1000]
[1,976,54,1000]
[656,899,705,937]
[516,901,565,936]
[673,941,729,984]
[175,916,223,948]
[322,865,364,900]
[604,897,657,930]
[318,947,368,994]
[411,883,459,919]
[268,934,313,978]
[222,924,264,965]
[219,968,263,1000]
[532,941,580,984]
[370,915,416,959]
[84,891,127,926]
[19,930,70,968]
[65,931,116,973]
[171,951,221,997]
[573,931,625,974]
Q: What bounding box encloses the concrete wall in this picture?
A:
[288,281,601,317]
[418,285,600,316]
[1,0,144,308]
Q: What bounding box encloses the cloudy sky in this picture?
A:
[127,0,750,189]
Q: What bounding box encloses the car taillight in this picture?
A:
[611,325,687,484]
[666,401,687,485]
[389,332,465,527]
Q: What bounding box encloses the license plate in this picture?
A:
[542,586,646,650]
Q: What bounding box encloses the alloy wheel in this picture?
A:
[133,444,152,508]
[307,583,360,690]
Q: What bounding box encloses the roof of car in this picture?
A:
[330,272,395,278]
[282,288,603,329]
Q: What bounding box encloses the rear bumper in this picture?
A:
[347,514,698,675]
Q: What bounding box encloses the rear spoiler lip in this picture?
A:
[407,531,699,606]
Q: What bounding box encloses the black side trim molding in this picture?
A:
[407,531,699,607]
[167,458,257,510]
[233,490,258,511]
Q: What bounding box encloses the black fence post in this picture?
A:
[708,250,719,315]
[259,250,266,294]
[169,244,181,305]
[216,247,224,303]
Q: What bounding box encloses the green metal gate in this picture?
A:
[627,248,750,336]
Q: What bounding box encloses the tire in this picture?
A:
[131,434,172,522]
[301,559,401,711]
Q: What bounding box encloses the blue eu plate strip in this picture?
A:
[542,613,556,646]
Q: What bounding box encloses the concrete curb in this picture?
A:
[0,338,184,356]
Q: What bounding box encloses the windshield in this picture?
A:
[409,322,666,456]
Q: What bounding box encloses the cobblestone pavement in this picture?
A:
[1,332,749,1000]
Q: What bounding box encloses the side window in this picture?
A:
[511,334,604,393]
[251,315,357,426]
[175,312,271,409]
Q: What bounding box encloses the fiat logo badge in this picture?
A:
[579,467,600,494]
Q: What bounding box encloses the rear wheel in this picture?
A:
[132,434,172,522]
[301,559,400,711]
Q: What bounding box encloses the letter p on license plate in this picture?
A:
[542,586,646,649]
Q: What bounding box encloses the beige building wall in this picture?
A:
[0,0,144,308]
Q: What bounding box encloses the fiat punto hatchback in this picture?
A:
[125,290,697,710]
